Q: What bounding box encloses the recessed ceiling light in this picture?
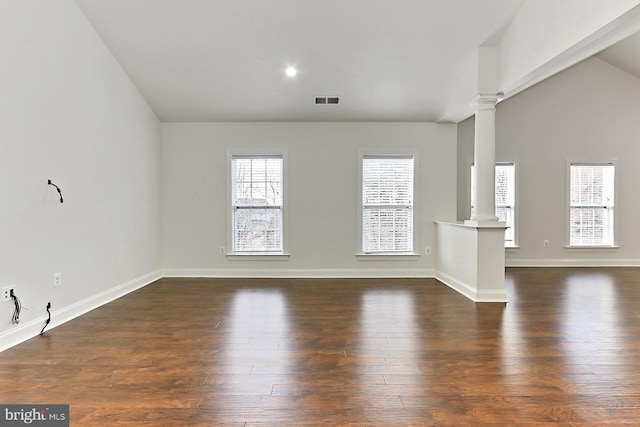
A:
[285,66,297,77]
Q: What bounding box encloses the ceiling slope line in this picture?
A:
[502,3,640,102]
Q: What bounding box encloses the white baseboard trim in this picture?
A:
[435,271,508,303]
[506,258,640,267]
[162,268,436,279]
[435,271,476,301]
[474,289,509,303]
[0,270,162,353]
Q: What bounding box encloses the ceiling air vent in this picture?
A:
[315,96,339,105]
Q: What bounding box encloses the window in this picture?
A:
[362,155,414,253]
[569,163,615,246]
[231,156,283,252]
[471,163,516,246]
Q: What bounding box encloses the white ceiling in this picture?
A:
[73,0,639,123]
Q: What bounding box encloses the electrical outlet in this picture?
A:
[2,285,15,303]
[544,240,550,247]
[425,246,432,255]
[53,272,62,287]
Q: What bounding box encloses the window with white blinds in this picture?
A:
[231,156,283,252]
[471,163,516,245]
[569,163,615,246]
[362,155,414,253]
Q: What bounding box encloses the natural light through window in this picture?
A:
[231,156,283,252]
[569,163,615,247]
[362,155,414,253]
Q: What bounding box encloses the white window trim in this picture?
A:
[355,253,420,261]
[226,252,291,260]
[356,150,420,258]
[565,159,617,248]
[226,149,289,259]
[469,159,519,248]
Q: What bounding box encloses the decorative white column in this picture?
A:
[433,47,507,303]
[467,94,500,225]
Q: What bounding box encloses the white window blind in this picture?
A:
[362,155,414,253]
[231,156,283,252]
[569,163,614,246]
[471,163,516,245]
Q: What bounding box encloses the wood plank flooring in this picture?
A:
[2,268,640,425]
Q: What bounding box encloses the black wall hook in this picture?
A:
[48,180,64,203]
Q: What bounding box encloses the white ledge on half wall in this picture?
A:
[434,220,507,229]
[463,219,508,228]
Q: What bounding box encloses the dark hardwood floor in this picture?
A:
[2,268,640,426]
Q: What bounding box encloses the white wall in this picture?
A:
[458,56,640,266]
[457,118,475,222]
[161,122,456,277]
[0,0,161,348]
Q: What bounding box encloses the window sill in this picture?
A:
[356,252,420,261]
[564,245,619,252]
[505,245,520,252]
[226,252,290,261]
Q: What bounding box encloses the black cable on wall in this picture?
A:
[48,180,64,203]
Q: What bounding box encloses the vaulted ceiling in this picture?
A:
[73,0,640,123]
[597,30,640,80]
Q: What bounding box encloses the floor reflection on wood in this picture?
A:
[2,268,640,425]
